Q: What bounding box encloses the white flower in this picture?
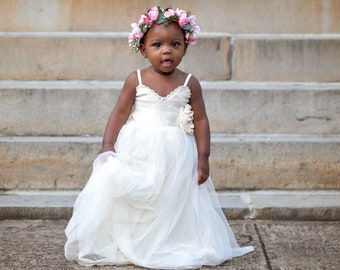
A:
[179,104,194,134]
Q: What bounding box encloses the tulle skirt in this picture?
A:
[65,120,253,269]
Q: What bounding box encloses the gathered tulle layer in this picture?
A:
[65,120,253,269]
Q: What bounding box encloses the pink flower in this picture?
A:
[128,33,134,43]
[192,24,200,37]
[175,8,186,18]
[130,23,143,39]
[148,6,159,21]
[195,26,200,35]
[139,15,151,25]
[178,15,188,28]
[175,9,188,27]
[164,9,175,18]
[185,37,197,45]
[187,15,196,26]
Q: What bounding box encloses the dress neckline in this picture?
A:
[136,70,192,100]
[137,84,187,100]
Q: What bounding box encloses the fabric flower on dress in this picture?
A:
[179,104,194,135]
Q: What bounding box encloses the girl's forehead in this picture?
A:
[146,23,184,39]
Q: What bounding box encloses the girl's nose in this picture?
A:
[162,45,172,53]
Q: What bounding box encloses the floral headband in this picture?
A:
[128,6,200,53]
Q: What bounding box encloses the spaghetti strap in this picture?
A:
[184,74,192,86]
[137,70,142,85]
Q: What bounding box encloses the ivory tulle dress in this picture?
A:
[64,70,254,269]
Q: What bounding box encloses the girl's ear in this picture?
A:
[183,44,187,56]
[140,44,147,58]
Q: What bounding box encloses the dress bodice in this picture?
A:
[129,70,192,128]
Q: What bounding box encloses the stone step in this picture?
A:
[0,32,228,81]
[1,190,339,221]
[1,81,339,136]
[1,32,340,81]
[233,35,340,82]
[1,0,339,34]
[0,135,339,191]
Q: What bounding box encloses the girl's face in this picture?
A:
[140,22,187,74]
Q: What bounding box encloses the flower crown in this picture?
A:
[128,6,200,53]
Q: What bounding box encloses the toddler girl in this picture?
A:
[65,6,254,269]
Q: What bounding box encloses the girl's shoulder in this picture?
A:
[122,71,140,92]
[186,73,202,93]
[125,71,139,86]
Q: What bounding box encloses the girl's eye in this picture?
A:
[152,43,161,47]
[172,42,180,46]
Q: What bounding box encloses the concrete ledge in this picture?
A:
[1,81,339,136]
[223,190,340,221]
[0,33,230,80]
[1,32,340,81]
[234,37,340,82]
[211,134,340,190]
[1,190,339,221]
[1,135,339,190]
[0,190,76,220]
[0,136,100,190]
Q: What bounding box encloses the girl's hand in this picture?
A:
[197,155,209,185]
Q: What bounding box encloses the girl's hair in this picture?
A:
[128,6,200,53]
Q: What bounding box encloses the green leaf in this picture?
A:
[183,24,192,31]
[140,24,148,33]
[157,14,167,24]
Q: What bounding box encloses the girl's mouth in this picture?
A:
[162,59,172,67]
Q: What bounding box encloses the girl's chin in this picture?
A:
[157,66,175,74]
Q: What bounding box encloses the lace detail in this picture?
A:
[179,104,194,134]
[137,85,190,101]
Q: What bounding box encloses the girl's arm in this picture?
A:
[189,76,211,185]
[100,72,137,153]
